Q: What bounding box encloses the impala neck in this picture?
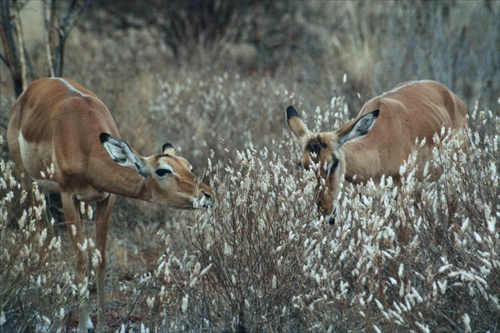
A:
[89,158,151,202]
[341,142,376,183]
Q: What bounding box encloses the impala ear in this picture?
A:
[286,106,308,140]
[162,143,176,156]
[100,133,149,176]
[337,109,380,146]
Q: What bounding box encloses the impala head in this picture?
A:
[286,106,379,224]
[100,133,213,209]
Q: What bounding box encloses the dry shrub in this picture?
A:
[119,101,499,332]
[132,140,319,332]
[1,64,497,333]
[147,72,289,167]
[1,101,497,332]
[0,140,75,332]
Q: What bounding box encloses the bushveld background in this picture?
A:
[0,1,498,332]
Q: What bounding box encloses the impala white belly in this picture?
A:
[74,188,110,202]
[19,132,60,191]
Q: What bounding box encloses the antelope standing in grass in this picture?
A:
[286,80,467,224]
[7,77,213,332]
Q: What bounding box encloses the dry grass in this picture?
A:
[1,1,499,332]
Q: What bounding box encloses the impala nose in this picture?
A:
[201,191,213,208]
[327,207,337,225]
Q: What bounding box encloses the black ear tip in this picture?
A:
[162,143,175,151]
[99,133,110,143]
[286,105,299,119]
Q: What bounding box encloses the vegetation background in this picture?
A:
[1,1,498,332]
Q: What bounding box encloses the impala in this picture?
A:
[286,80,467,224]
[7,77,213,332]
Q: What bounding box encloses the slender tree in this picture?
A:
[0,0,91,97]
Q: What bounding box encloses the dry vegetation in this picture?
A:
[1,1,499,332]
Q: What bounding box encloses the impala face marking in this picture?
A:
[98,132,211,209]
[288,106,379,223]
[286,80,467,225]
[7,77,213,333]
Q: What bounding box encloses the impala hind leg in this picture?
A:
[95,195,115,332]
[61,193,93,333]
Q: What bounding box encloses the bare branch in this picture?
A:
[13,2,27,90]
[46,0,57,77]
[0,0,23,96]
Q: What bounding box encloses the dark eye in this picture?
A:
[306,141,326,161]
[156,168,172,177]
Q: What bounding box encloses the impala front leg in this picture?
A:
[95,194,115,332]
[61,193,92,333]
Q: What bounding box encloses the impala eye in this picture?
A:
[156,168,172,177]
[306,141,325,161]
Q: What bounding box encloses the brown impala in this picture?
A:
[286,80,467,224]
[7,77,213,332]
